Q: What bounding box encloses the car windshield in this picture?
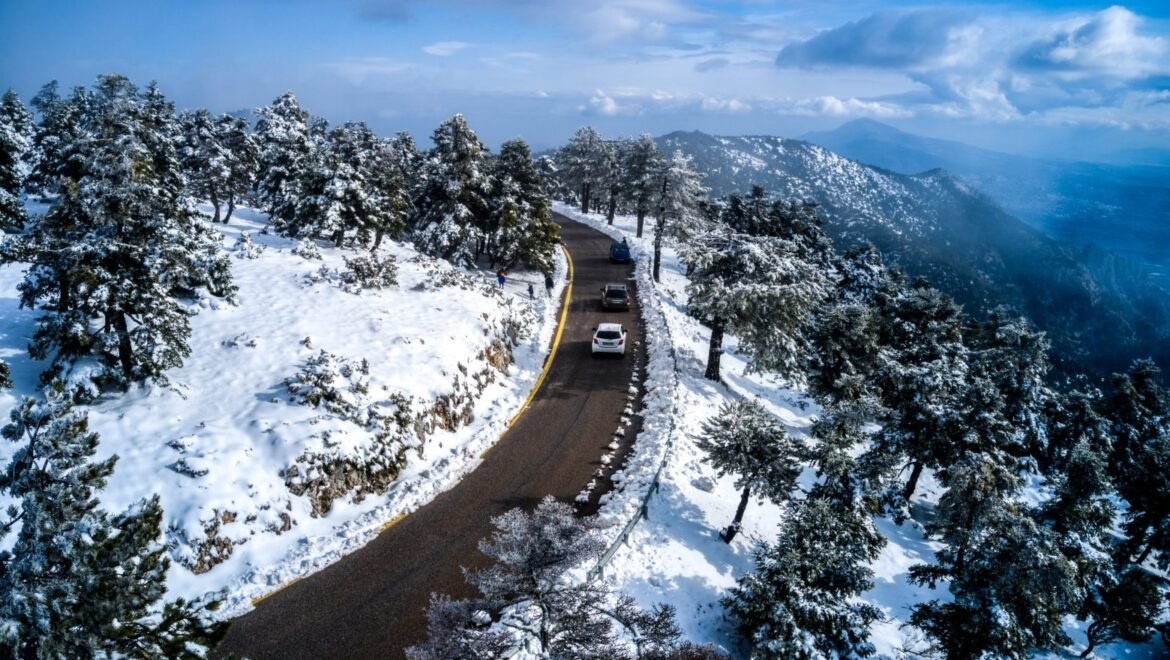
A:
[606,289,627,298]
[597,330,622,340]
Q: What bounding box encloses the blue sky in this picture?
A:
[2,1,1168,158]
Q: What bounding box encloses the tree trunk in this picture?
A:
[704,316,725,381]
[636,207,646,238]
[110,307,135,382]
[722,483,753,543]
[903,462,924,503]
[606,194,617,225]
[1080,626,1099,658]
[652,215,664,282]
[331,228,344,248]
[209,189,222,224]
[373,227,384,251]
[224,193,236,224]
[580,182,591,214]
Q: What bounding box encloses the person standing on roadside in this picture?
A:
[544,272,554,296]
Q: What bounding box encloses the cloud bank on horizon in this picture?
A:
[0,0,1167,155]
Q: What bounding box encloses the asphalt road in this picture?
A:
[215,214,643,659]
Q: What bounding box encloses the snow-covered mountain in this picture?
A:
[656,130,1170,379]
[801,119,1170,282]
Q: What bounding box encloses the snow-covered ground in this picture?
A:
[0,205,566,616]
[555,202,1163,659]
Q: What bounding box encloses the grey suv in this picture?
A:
[600,283,631,310]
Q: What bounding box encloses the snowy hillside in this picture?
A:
[0,205,566,614]
[557,202,1166,659]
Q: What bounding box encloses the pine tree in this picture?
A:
[623,134,664,238]
[682,224,831,381]
[651,150,707,282]
[414,114,491,266]
[696,398,802,543]
[24,81,89,198]
[3,75,235,390]
[410,497,700,659]
[1078,566,1165,658]
[560,126,606,213]
[1102,360,1170,567]
[180,110,256,224]
[254,91,314,231]
[0,360,11,389]
[724,496,883,658]
[0,389,224,657]
[859,282,970,516]
[486,138,559,273]
[908,454,1081,659]
[0,89,33,231]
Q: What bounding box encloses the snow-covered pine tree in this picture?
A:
[622,134,664,238]
[682,223,831,382]
[290,121,386,247]
[216,113,258,224]
[1077,566,1165,658]
[908,453,1080,659]
[859,282,969,516]
[24,81,88,198]
[180,109,257,224]
[0,89,33,232]
[0,389,224,656]
[254,91,314,233]
[651,149,707,282]
[696,398,802,543]
[1101,360,1170,567]
[4,74,235,390]
[968,307,1053,461]
[0,359,11,389]
[413,114,492,266]
[595,138,624,225]
[559,126,606,213]
[485,138,559,273]
[724,495,883,659]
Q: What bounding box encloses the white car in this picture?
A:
[591,323,628,357]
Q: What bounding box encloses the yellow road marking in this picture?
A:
[251,576,303,606]
[380,512,408,533]
[484,244,574,458]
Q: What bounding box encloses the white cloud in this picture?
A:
[790,95,913,118]
[582,89,625,116]
[1016,6,1168,79]
[423,41,470,56]
[699,96,752,113]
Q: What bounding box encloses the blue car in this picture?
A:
[609,239,631,263]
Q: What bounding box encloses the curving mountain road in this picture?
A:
[215,214,644,658]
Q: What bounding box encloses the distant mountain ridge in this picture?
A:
[655,129,1170,379]
[800,119,1170,281]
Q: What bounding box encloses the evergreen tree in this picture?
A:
[1102,360,1170,567]
[723,496,883,658]
[860,283,970,516]
[414,114,491,266]
[909,455,1081,659]
[181,110,257,224]
[682,224,831,381]
[366,134,410,250]
[24,81,88,198]
[596,138,624,225]
[486,139,559,273]
[560,126,605,213]
[695,398,802,543]
[410,497,698,659]
[0,389,224,657]
[651,149,707,282]
[0,89,33,231]
[2,74,235,390]
[623,134,664,238]
[0,359,11,389]
[807,302,882,405]
[254,91,314,231]
[1078,566,1165,658]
